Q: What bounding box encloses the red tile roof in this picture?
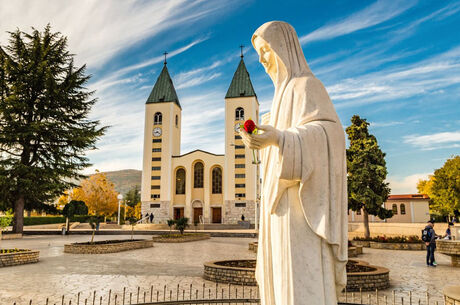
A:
[387,194,430,200]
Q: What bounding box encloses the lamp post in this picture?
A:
[117,194,123,225]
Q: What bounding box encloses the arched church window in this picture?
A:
[392,204,398,215]
[175,115,178,127]
[235,107,244,121]
[212,167,222,194]
[154,112,162,125]
[194,162,204,188]
[400,204,406,215]
[175,168,185,194]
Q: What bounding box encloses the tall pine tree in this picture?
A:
[0,25,107,233]
[346,115,392,238]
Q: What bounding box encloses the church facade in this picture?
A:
[140,56,260,224]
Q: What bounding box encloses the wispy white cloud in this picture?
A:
[176,72,222,89]
[370,121,404,128]
[300,0,416,44]
[403,131,460,150]
[0,0,232,69]
[328,45,460,108]
[387,173,431,194]
[89,38,207,93]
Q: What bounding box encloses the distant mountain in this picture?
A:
[102,169,142,195]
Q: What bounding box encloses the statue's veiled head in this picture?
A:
[252,21,311,82]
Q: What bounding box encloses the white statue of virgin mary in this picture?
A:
[240,21,348,305]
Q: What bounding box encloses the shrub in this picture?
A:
[174,217,189,235]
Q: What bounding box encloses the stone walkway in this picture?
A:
[0,235,458,305]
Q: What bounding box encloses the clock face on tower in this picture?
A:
[153,127,162,137]
[234,123,242,132]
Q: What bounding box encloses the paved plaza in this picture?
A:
[0,235,458,304]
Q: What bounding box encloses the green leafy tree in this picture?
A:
[62,200,88,233]
[346,115,392,238]
[174,217,189,235]
[124,185,141,208]
[0,25,107,233]
[418,156,460,218]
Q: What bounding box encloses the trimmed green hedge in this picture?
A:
[0,215,104,226]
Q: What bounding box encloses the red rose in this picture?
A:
[244,119,256,134]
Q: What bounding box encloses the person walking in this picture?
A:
[423,220,437,267]
[149,213,154,224]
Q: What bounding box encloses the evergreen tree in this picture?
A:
[124,185,141,208]
[346,115,392,238]
[0,25,106,233]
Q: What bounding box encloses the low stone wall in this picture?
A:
[248,242,258,253]
[64,239,153,254]
[346,260,390,292]
[369,242,425,250]
[152,234,210,243]
[204,260,257,286]
[352,240,370,248]
[444,286,460,305]
[348,247,357,258]
[437,240,460,267]
[1,233,23,240]
[0,249,39,267]
[348,222,449,238]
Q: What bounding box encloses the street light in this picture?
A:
[117,194,123,225]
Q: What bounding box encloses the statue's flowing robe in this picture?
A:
[256,76,348,305]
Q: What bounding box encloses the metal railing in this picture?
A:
[9,283,447,305]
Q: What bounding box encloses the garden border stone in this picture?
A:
[369,242,425,250]
[0,249,39,267]
[64,239,153,254]
[152,233,211,243]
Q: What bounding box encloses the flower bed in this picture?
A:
[203,259,389,291]
[64,239,153,254]
[152,233,210,243]
[204,259,257,286]
[352,235,423,250]
[346,260,390,292]
[369,241,425,250]
[0,249,40,267]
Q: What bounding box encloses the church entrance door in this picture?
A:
[193,208,203,224]
[211,207,221,223]
[174,208,184,220]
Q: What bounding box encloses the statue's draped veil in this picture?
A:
[251,21,339,129]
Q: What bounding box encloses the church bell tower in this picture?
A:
[141,57,181,222]
[223,51,259,224]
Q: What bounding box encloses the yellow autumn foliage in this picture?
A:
[70,172,119,216]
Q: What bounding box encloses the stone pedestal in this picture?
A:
[436,240,460,267]
[443,286,460,305]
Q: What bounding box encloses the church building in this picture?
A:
[140,54,260,224]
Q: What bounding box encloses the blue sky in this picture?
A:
[1,0,459,193]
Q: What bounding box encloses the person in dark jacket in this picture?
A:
[149,213,154,223]
[424,220,437,267]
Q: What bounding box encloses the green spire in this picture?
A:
[225,58,256,99]
[146,64,181,109]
